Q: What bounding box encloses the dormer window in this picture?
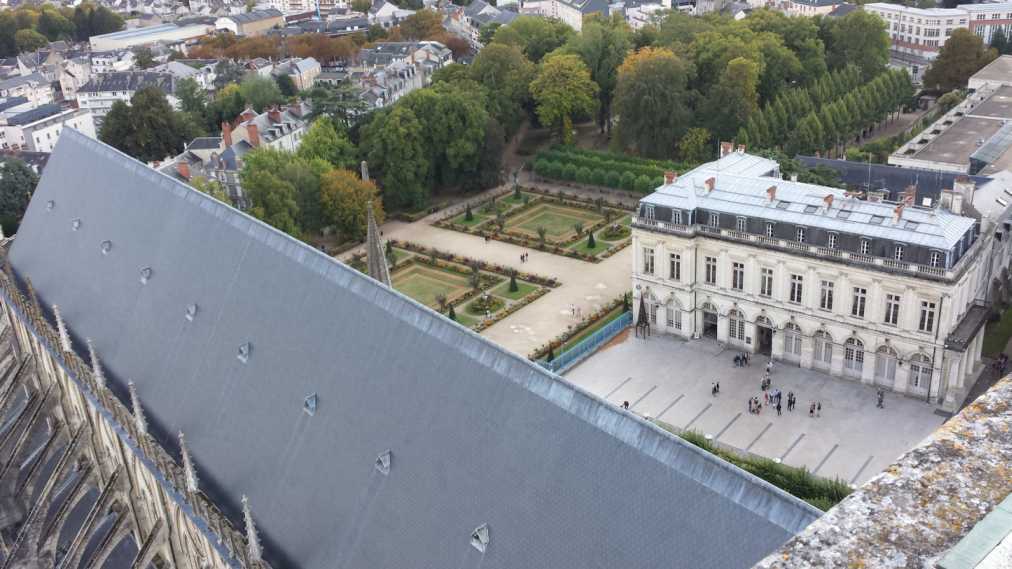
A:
[709,213,719,227]
[796,227,805,243]
[828,233,837,249]
[643,204,655,220]
[736,217,747,232]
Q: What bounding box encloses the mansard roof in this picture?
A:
[641,152,977,250]
[9,129,820,569]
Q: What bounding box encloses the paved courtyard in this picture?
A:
[565,332,947,485]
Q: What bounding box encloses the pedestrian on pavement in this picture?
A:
[876,390,885,409]
[734,355,741,367]
[766,360,773,373]
[622,401,630,410]
[809,402,815,417]
[711,383,716,396]
[715,381,720,394]
[776,402,782,416]
[817,402,822,417]
[748,398,753,413]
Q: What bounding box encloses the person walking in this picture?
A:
[876,389,885,409]
[715,381,720,394]
[776,402,782,416]
[817,402,822,417]
[748,398,753,413]
[809,402,815,417]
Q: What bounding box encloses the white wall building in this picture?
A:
[90,50,137,73]
[89,23,214,51]
[865,3,967,62]
[76,72,178,125]
[520,0,608,31]
[0,73,54,107]
[631,148,997,412]
[1,105,97,152]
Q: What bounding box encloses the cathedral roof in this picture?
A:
[9,129,820,569]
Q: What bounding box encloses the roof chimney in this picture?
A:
[719,141,734,158]
[240,107,256,122]
[247,123,260,147]
[222,121,233,147]
[664,171,677,184]
[705,177,716,192]
[176,161,191,180]
[268,105,282,124]
[736,144,745,154]
[902,185,917,205]
[893,203,904,223]
[766,185,776,203]
[823,194,834,210]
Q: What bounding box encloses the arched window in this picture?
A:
[784,322,802,357]
[813,331,833,366]
[875,345,898,385]
[844,338,864,375]
[909,353,932,389]
[729,309,745,341]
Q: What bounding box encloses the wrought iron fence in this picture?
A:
[539,311,632,374]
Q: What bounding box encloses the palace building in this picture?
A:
[631,145,1007,411]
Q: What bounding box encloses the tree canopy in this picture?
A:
[0,159,38,234]
[530,53,599,144]
[491,16,575,63]
[562,13,631,132]
[613,47,693,158]
[297,117,357,170]
[319,169,384,241]
[924,29,997,92]
[98,87,200,163]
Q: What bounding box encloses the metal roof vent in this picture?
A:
[71,218,81,231]
[100,240,112,255]
[139,267,153,284]
[470,524,490,553]
[185,303,198,322]
[46,200,55,211]
[375,450,391,475]
[303,393,317,416]
[237,342,252,363]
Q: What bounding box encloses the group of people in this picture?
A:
[733,352,750,367]
[743,360,823,418]
[570,304,583,318]
[711,382,721,396]
[519,252,530,263]
[993,353,1008,375]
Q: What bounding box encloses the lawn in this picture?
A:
[566,233,612,255]
[983,307,1012,356]
[451,211,489,227]
[491,280,538,301]
[507,203,603,240]
[560,305,626,352]
[391,264,470,308]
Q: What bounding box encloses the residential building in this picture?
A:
[347,41,453,108]
[0,127,818,569]
[245,57,276,77]
[783,0,838,17]
[520,0,608,31]
[368,0,416,28]
[77,72,178,124]
[963,1,1012,44]
[618,0,673,29]
[0,105,96,152]
[865,3,967,81]
[632,147,998,411]
[89,22,215,51]
[90,50,137,73]
[0,73,54,107]
[889,84,1012,174]
[215,8,285,35]
[159,102,311,207]
[58,56,93,100]
[272,57,321,90]
[798,155,990,204]
[150,60,218,90]
[447,0,519,49]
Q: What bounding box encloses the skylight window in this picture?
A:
[803,205,819,214]
[776,201,791,210]
[471,524,490,553]
[870,215,885,224]
[375,450,391,475]
[904,220,919,230]
[304,393,318,416]
[837,210,852,219]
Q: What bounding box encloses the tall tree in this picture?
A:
[213,60,245,89]
[239,74,284,112]
[563,13,631,133]
[612,47,693,158]
[492,16,575,63]
[134,46,155,69]
[319,169,384,241]
[678,127,712,164]
[14,29,47,53]
[530,53,598,144]
[36,7,75,41]
[399,9,443,40]
[924,29,998,92]
[239,148,332,237]
[823,11,889,80]
[361,106,430,209]
[297,117,357,169]
[71,2,123,41]
[0,13,17,57]
[0,159,38,234]
[991,26,1010,56]
[704,57,760,141]
[306,81,368,129]
[468,43,535,137]
[98,87,199,163]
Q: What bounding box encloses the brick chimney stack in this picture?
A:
[268,106,282,124]
[767,185,777,202]
[823,194,834,210]
[176,161,191,180]
[719,141,734,158]
[736,144,745,154]
[664,171,677,184]
[705,177,716,192]
[247,123,260,147]
[222,121,233,147]
[894,203,904,223]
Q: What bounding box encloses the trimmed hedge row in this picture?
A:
[544,145,689,171]
[534,158,662,194]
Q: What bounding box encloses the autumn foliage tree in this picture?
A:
[530,53,598,144]
[320,169,384,241]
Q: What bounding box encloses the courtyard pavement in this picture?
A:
[565,332,947,485]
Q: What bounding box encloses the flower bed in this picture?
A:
[529,294,630,360]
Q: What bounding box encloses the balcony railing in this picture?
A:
[632,216,970,281]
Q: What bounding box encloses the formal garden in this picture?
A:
[532,145,692,194]
[349,240,559,331]
[434,186,634,262]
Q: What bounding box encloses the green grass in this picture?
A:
[448,311,477,327]
[664,427,852,511]
[560,305,626,352]
[983,306,1012,356]
[451,212,489,226]
[508,203,603,239]
[391,265,470,308]
[566,233,612,254]
[491,280,537,301]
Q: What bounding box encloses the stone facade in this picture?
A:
[0,251,266,569]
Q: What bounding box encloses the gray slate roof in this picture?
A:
[10,129,820,569]
[224,8,283,23]
[5,103,63,126]
[79,71,176,95]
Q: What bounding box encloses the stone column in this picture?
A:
[861,344,876,385]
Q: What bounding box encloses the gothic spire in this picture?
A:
[178,431,198,493]
[87,338,106,389]
[636,295,649,327]
[25,276,40,317]
[128,381,147,437]
[365,202,391,287]
[242,494,262,563]
[53,304,72,353]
